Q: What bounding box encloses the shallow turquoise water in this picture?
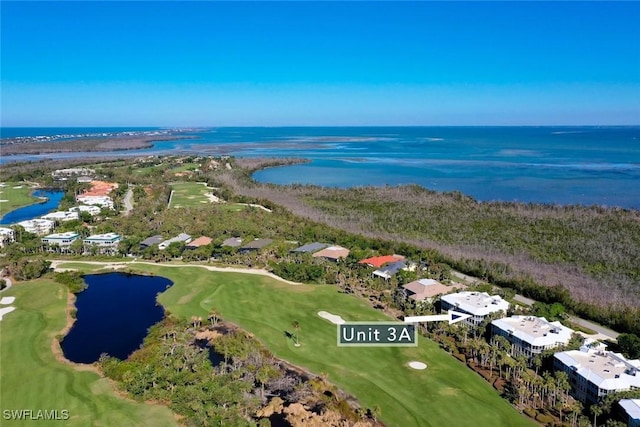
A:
[2,126,639,208]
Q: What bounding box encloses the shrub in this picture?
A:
[523,408,536,418]
[535,413,554,425]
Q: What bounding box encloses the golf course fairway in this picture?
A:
[0,278,176,426]
[138,263,533,427]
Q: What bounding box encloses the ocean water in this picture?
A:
[2,126,639,209]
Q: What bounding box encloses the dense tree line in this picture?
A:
[100,316,375,427]
[206,159,640,336]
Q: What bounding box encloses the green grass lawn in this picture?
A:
[132,165,159,175]
[168,182,214,208]
[0,279,176,426]
[119,263,533,427]
[0,182,40,218]
[170,163,199,173]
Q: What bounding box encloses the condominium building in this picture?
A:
[75,195,114,209]
[42,232,80,253]
[40,210,79,223]
[17,219,55,235]
[0,227,15,247]
[83,233,122,255]
[491,315,574,360]
[619,399,640,427]
[440,291,509,326]
[69,205,102,216]
[554,344,640,405]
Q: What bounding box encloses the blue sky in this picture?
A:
[1,1,639,126]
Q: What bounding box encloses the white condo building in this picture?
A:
[75,195,114,209]
[40,211,79,223]
[554,343,640,405]
[440,291,509,326]
[42,232,80,253]
[69,205,101,216]
[620,399,640,427]
[83,233,122,255]
[17,219,55,235]
[0,227,15,247]
[491,315,574,360]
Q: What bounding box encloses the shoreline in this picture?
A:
[244,158,640,212]
[0,134,196,156]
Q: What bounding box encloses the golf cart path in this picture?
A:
[48,260,302,285]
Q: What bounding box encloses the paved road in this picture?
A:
[453,269,621,341]
[450,271,481,285]
[567,316,619,340]
[0,274,12,292]
[122,187,134,215]
[513,294,536,306]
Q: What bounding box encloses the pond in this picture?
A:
[0,189,65,224]
[61,272,173,364]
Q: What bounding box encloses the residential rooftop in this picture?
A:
[619,399,640,423]
[555,348,640,391]
[440,291,509,317]
[140,235,164,247]
[222,237,243,247]
[239,238,273,250]
[186,236,213,248]
[402,278,465,301]
[358,255,405,268]
[291,242,329,253]
[85,232,121,241]
[492,316,574,347]
[312,245,350,260]
[43,231,80,239]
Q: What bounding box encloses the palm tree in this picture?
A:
[590,404,602,427]
[292,320,300,347]
[208,309,220,326]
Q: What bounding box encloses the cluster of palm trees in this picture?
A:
[430,323,588,426]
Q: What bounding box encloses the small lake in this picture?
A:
[61,272,173,364]
[0,189,65,224]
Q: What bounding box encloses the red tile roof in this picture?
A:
[82,180,119,197]
[358,255,405,268]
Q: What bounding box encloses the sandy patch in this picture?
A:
[195,329,222,341]
[204,192,220,203]
[1,297,16,304]
[317,311,346,325]
[408,361,427,370]
[0,200,8,202]
[0,306,16,320]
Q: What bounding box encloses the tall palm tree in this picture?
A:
[292,321,300,347]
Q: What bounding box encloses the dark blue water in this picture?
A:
[2,126,639,208]
[0,189,65,224]
[61,272,173,363]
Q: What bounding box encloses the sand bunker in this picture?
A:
[0,200,8,202]
[0,306,16,321]
[408,361,427,370]
[204,192,220,203]
[0,297,16,304]
[317,311,346,325]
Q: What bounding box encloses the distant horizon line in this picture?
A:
[2,124,639,129]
